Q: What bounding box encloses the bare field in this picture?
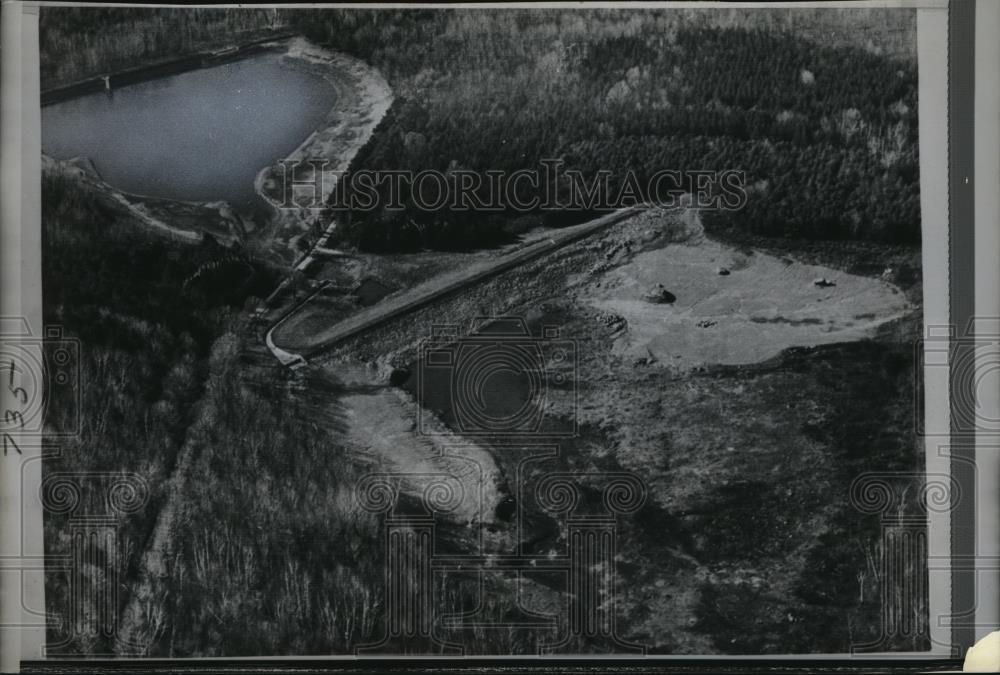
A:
[581,212,911,368]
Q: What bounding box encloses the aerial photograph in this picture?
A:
[38,6,926,657]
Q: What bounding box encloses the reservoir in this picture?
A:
[41,51,339,212]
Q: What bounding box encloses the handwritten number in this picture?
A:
[4,360,28,457]
[2,433,20,456]
[7,361,27,403]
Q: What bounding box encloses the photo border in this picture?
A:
[1,0,991,671]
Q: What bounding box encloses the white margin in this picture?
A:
[1,1,45,671]
[1,3,25,673]
[917,3,952,657]
[973,0,1000,646]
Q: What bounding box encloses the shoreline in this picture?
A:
[253,37,394,249]
[42,35,393,255]
[42,155,243,246]
[40,30,296,106]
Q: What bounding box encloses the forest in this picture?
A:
[41,172,282,654]
[285,10,920,252]
[39,7,287,87]
[38,8,921,252]
[40,173,535,657]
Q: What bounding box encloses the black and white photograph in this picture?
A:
[1,1,998,670]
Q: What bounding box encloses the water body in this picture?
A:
[41,52,338,212]
[401,316,575,437]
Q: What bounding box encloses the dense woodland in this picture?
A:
[39,8,921,252]
[285,10,920,252]
[40,173,530,656]
[39,8,287,86]
[41,173,281,654]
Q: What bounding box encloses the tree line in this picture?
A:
[287,10,919,252]
[40,7,287,87]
